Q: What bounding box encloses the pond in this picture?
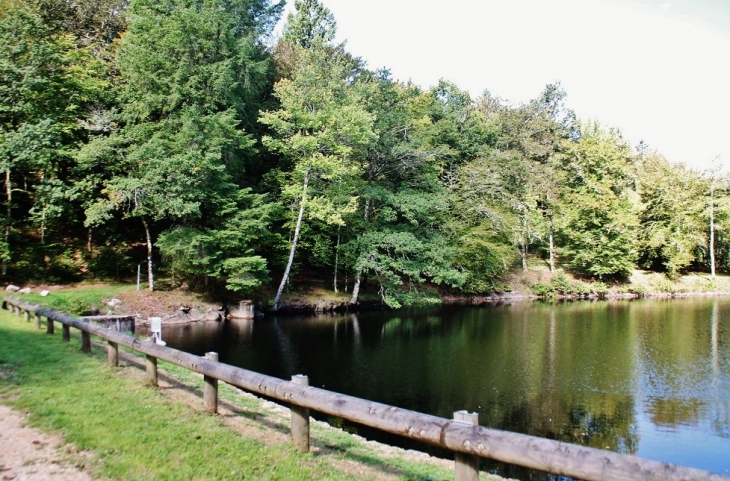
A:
[159,297,730,478]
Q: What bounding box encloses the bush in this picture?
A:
[652,277,676,293]
[592,281,608,296]
[551,272,573,294]
[531,281,555,298]
[48,296,96,316]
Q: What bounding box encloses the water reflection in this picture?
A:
[162,298,730,476]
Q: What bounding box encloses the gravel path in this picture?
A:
[0,404,91,481]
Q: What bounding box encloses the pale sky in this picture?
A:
[277,0,730,171]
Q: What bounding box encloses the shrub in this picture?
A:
[652,277,675,293]
[551,272,573,295]
[531,281,555,297]
[592,281,608,296]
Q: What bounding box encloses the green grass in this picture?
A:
[18,284,134,315]
[0,310,351,480]
[133,353,464,480]
[0,308,488,480]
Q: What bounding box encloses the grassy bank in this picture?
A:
[0,308,492,480]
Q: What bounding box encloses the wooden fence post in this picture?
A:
[35,313,41,329]
[16,305,21,317]
[453,411,480,481]
[62,323,71,342]
[146,354,158,386]
[46,318,54,335]
[24,309,30,322]
[81,330,91,352]
[290,374,310,452]
[203,352,219,414]
[108,341,119,367]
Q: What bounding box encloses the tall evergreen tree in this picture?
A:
[83,0,283,291]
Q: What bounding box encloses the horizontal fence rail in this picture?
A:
[3,296,728,481]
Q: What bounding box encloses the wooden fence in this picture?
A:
[3,296,727,481]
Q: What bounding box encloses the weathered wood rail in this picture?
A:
[3,296,727,481]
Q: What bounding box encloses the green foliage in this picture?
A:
[551,272,573,294]
[636,152,706,278]
[592,281,609,296]
[651,276,677,293]
[531,281,556,298]
[3,0,730,302]
[531,271,603,298]
[0,1,107,274]
[283,0,336,49]
[157,190,276,293]
[557,122,639,279]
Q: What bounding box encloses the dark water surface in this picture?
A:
[160,297,730,477]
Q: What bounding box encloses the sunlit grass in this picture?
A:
[0,310,350,480]
[0,307,492,480]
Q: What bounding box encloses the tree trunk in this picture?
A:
[710,184,716,278]
[349,199,371,305]
[3,169,10,276]
[273,171,309,311]
[350,271,361,305]
[548,217,555,273]
[521,242,527,271]
[142,219,154,292]
[333,226,340,293]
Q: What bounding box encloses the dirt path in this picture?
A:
[0,404,91,481]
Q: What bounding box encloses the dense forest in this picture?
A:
[1,0,728,308]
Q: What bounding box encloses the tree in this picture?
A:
[282,0,336,49]
[260,39,374,310]
[448,151,527,291]
[0,1,106,276]
[636,152,706,278]
[341,75,467,306]
[491,83,573,271]
[83,0,282,291]
[703,157,730,278]
[557,122,639,279]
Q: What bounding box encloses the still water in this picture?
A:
[160,297,730,477]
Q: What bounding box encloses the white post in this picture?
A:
[150,317,165,346]
[137,264,141,291]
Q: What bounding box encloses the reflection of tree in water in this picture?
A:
[481,395,639,480]
[647,397,702,428]
[489,396,638,453]
[712,399,730,438]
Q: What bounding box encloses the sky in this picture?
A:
[277,0,730,171]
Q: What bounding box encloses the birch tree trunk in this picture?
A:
[3,169,11,276]
[333,226,340,293]
[142,219,154,292]
[710,183,716,278]
[349,271,361,305]
[349,199,370,305]
[273,171,309,311]
[548,217,555,273]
